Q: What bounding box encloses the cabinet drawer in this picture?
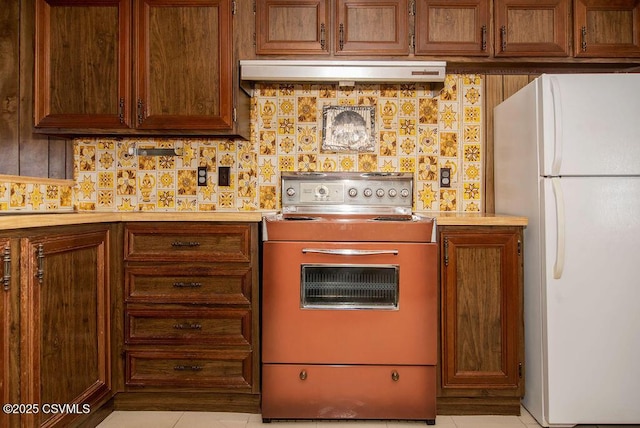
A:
[125,265,252,304]
[125,307,251,346]
[125,350,253,389]
[124,223,252,262]
[262,364,436,420]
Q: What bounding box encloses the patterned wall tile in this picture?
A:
[70,74,483,213]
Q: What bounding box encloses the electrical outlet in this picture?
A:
[440,167,451,188]
[218,166,230,187]
[197,167,207,186]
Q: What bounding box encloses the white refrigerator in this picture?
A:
[494,74,640,427]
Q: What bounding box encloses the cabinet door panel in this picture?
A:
[336,0,410,55]
[574,0,640,57]
[256,0,331,54]
[20,228,112,427]
[415,0,489,56]
[135,0,233,129]
[439,228,523,395]
[34,0,131,128]
[1,239,19,428]
[495,0,570,56]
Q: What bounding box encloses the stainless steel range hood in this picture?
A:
[240,60,446,94]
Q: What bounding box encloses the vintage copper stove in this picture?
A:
[261,172,437,424]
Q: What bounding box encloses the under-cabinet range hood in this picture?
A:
[240,60,446,93]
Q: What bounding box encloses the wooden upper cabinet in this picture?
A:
[415,0,490,56]
[335,0,410,55]
[256,0,410,56]
[134,0,233,130]
[34,0,131,129]
[574,0,640,57]
[495,0,570,56]
[256,0,331,54]
[34,0,248,136]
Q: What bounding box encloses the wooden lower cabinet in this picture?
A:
[116,222,260,412]
[0,225,115,428]
[437,226,524,415]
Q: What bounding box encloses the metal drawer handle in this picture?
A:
[299,370,307,380]
[174,365,202,371]
[173,282,202,288]
[171,241,201,247]
[173,323,202,330]
[302,248,398,256]
[391,370,399,382]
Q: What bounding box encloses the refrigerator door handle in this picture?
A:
[550,76,563,175]
[551,177,566,279]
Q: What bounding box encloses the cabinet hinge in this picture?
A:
[233,107,237,123]
[253,32,256,47]
[3,246,10,292]
[36,243,45,285]
[443,237,449,267]
[409,0,415,16]
[518,362,523,379]
[232,0,237,15]
[410,33,415,50]
[252,0,256,13]
[518,239,522,256]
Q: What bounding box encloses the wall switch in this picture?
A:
[218,166,230,187]
[440,167,451,188]
[197,167,207,186]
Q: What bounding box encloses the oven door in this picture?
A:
[262,241,437,365]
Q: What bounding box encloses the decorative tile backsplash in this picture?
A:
[71,74,483,212]
[0,175,74,213]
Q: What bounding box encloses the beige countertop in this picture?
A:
[0,211,526,231]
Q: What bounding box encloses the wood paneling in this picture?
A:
[0,0,76,179]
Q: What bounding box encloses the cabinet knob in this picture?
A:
[299,369,307,380]
[391,370,400,381]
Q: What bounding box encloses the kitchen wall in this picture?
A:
[71,74,484,213]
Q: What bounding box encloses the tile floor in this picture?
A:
[95,406,555,428]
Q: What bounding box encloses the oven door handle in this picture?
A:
[302,248,399,256]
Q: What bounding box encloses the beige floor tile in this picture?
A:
[174,412,250,428]
[96,411,183,428]
[518,406,541,426]
[451,414,526,427]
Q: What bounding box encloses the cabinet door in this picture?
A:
[415,0,490,56]
[34,0,132,129]
[335,0,410,55]
[574,0,640,57]
[20,228,112,427]
[495,0,570,56]
[256,0,331,54]
[1,239,19,428]
[439,227,523,396]
[134,0,234,129]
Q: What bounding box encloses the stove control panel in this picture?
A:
[281,172,413,213]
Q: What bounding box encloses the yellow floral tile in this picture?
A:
[70,74,483,213]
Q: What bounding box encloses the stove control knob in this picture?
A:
[388,189,397,198]
[363,188,373,197]
[348,188,358,197]
[376,188,385,198]
[286,187,296,197]
[400,188,410,198]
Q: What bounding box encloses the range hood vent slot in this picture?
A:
[240,60,446,94]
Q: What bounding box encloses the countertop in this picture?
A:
[0,211,526,231]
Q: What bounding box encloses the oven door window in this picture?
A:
[301,264,399,309]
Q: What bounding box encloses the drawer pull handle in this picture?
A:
[173,282,202,288]
[171,241,201,247]
[391,370,400,382]
[299,370,307,380]
[173,323,202,330]
[174,365,202,371]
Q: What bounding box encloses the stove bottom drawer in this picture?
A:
[262,364,436,421]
